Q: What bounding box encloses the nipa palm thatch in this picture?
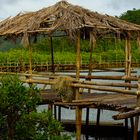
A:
[0,0,140,38]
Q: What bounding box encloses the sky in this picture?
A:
[0,0,140,20]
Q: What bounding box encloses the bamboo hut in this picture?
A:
[0,1,140,140]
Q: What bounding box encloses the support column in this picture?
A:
[125,32,131,78]
[85,31,96,139]
[28,44,32,77]
[75,30,82,140]
[50,37,55,73]
[133,116,139,140]
[133,78,140,140]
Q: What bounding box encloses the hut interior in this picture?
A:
[0,1,140,140]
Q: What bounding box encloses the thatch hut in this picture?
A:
[0,1,140,140]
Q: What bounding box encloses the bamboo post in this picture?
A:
[96,109,101,126]
[85,107,89,140]
[125,32,131,80]
[48,104,53,115]
[132,36,140,139]
[133,116,139,140]
[28,44,32,77]
[88,31,96,78]
[85,32,96,139]
[54,105,57,119]
[133,77,140,140]
[50,37,55,73]
[137,33,140,52]
[130,117,134,133]
[75,30,82,140]
[124,32,131,135]
[58,106,61,121]
[125,118,128,139]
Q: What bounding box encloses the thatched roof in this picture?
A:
[0,1,140,37]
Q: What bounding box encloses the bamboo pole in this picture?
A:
[125,32,131,92]
[96,109,101,126]
[125,36,128,76]
[72,83,137,95]
[0,72,138,81]
[133,116,139,140]
[76,75,138,81]
[133,76,140,140]
[20,78,138,89]
[50,37,55,73]
[28,43,32,78]
[88,31,96,78]
[85,31,96,139]
[75,30,82,140]
[113,108,140,120]
[76,80,138,88]
[137,34,140,52]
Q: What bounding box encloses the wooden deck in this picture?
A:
[40,91,138,116]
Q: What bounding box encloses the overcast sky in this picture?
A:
[0,0,140,20]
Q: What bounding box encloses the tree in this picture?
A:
[0,75,71,140]
[119,9,140,25]
[0,75,40,139]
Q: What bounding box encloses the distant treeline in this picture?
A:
[119,8,140,25]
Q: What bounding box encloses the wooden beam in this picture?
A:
[72,83,137,95]
[113,108,140,120]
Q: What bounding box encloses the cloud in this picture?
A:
[0,0,140,20]
[0,0,18,6]
[108,0,140,10]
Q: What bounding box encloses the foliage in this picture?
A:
[119,8,140,25]
[0,75,40,139]
[0,75,71,140]
[15,111,71,140]
[0,37,140,66]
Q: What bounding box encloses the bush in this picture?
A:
[0,75,71,140]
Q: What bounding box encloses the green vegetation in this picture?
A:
[119,8,140,25]
[0,37,139,67]
[0,9,140,66]
[0,75,71,140]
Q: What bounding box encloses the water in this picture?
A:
[37,68,140,139]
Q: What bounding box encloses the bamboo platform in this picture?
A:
[40,91,137,112]
[40,90,140,139]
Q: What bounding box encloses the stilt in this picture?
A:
[76,106,82,140]
[48,104,53,115]
[125,118,128,140]
[130,117,134,133]
[85,107,89,140]
[50,36,55,73]
[58,106,61,121]
[133,116,139,140]
[54,105,57,119]
[96,109,101,126]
